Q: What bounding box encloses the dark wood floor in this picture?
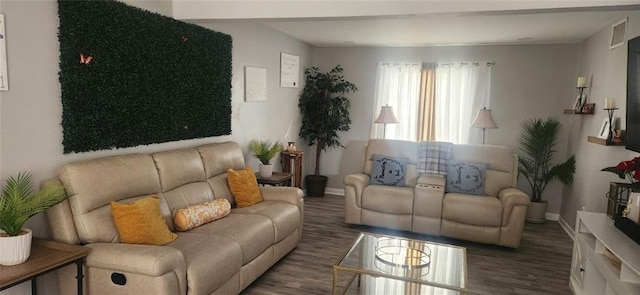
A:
[242,194,573,295]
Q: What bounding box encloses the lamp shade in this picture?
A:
[471,107,497,129]
[374,105,399,124]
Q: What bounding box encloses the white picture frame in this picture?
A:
[0,14,8,91]
[597,118,618,139]
[597,119,609,139]
[610,18,627,50]
[280,52,299,88]
[573,95,586,110]
[244,66,267,102]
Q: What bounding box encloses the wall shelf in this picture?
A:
[564,109,594,115]
[587,130,625,146]
[565,103,596,115]
[587,136,624,146]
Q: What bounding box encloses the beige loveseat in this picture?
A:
[45,141,304,295]
[344,139,530,248]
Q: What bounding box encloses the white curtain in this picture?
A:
[434,62,492,144]
[371,62,422,141]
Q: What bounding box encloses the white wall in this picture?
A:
[312,44,579,215]
[0,1,310,294]
[561,11,640,229]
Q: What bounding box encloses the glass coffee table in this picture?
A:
[333,232,467,294]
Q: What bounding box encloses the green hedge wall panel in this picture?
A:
[58,0,232,153]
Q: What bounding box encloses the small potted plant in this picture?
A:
[249,140,283,178]
[0,172,67,265]
[518,117,576,223]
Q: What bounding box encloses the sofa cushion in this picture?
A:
[446,161,487,195]
[111,196,177,245]
[364,139,419,187]
[162,182,216,216]
[188,214,275,264]
[227,167,263,208]
[59,153,162,243]
[197,142,246,178]
[362,185,414,214]
[152,148,206,192]
[442,193,503,227]
[168,232,242,295]
[370,154,409,186]
[232,200,300,243]
[173,199,231,231]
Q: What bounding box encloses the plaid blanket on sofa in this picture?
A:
[416,141,453,175]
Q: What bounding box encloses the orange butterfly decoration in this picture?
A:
[79,53,93,65]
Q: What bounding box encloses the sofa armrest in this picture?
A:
[85,243,186,277]
[259,186,303,206]
[498,188,531,226]
[344,174,369,206]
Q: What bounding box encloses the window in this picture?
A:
[372,61,493,144]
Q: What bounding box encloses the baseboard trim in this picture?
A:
[545,213,559,221]
[325,188,345,196]
[558,216,575,241]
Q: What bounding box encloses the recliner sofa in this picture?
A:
[45,141,303,295]
[344,139,530,248]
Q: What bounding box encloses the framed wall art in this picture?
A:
[280,52,299,88]
[245,66,267,102]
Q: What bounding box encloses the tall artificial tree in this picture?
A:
[299,65,357,175]
[298,65,356,196]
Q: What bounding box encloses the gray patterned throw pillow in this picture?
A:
[446,161,487,195]
[370,154,409,186]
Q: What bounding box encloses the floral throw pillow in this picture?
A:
[446,161,487,196]
[370,154,409,186]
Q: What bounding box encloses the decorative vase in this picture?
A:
[259,164,273,178]
[286,142,296,152]
[526,201,547,224]
[0,228,33,266]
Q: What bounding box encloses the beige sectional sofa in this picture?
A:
[45,141,304,295]
[344,139,530,248]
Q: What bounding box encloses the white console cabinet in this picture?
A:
[570,211,640,295]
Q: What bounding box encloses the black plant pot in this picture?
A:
[305,175,328,197]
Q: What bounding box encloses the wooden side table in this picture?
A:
[281,151,304,189]
[255,172,293,187]
[0,238,89,295]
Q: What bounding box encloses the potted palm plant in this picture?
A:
[0,172,67,265]
[249,140,283,178]
[298,65,357,197]
[518,117,576,223]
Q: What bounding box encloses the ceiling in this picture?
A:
[261,9,638,47]
[179,1,640,47]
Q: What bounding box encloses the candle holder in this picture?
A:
[604,107,618,143]
[576,86,587,113]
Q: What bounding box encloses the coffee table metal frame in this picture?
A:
[333,232,468,295]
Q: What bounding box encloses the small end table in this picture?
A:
[0,238,89,295]
[255,172,293,187]
[281,151,304,189]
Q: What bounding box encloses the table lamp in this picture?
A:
[471,107,497,144]
[374,105,399,139]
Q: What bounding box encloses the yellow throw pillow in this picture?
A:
[173,199,231,231]
[111,196,177,245]
[227,167,263,208]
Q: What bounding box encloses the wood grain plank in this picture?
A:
[242,194,572,295]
